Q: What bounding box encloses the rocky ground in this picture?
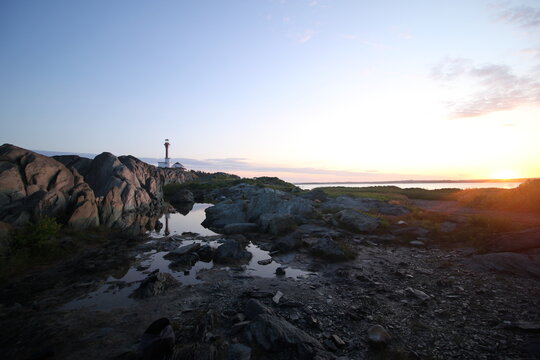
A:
[1,223,539,360]
[1,177,539,360]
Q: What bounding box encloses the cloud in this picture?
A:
[496,5,540,29]
[520,47,540,59]
[432,58,540,118]
[294,29,317,43]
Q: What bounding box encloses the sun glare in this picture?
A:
[490,170,520,180]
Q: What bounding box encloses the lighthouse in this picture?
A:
[158,139,172,168]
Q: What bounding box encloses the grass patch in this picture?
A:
[0,222,132,283]
[451,179,540,213]
[164,176,302,201]
[314,185,459,201]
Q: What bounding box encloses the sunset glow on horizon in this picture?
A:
[1,0,539,182]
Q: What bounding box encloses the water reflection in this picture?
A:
[150,204,217,237]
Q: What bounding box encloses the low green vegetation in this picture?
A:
[164,176,301,201]
[450,179,540,213]
[314,185,460,201]
[0,219,131,282]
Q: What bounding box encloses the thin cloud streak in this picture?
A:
[496,5,540,29]
[432,58,540,118]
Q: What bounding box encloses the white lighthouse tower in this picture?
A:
[158,139,171,168]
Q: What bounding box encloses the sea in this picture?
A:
[295,181,523,191]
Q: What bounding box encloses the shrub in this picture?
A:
[10,216,62,255]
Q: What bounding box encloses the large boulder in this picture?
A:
[485,227,540,253]
[202,201,247,230]
[0,144,82,225]
[213,239,252,264]
[334,209,379,233]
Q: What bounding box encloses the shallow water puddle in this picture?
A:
[63,209,314,310]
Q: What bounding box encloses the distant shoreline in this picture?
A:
[294,178,536,185]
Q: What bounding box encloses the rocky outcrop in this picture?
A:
[322,195,409,216]
[333,209,380,233]
[202,185,317,235]
[0,144,196,231]
[0,144,98,227]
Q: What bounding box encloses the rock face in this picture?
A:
[333,209,380,233]
[0,144,196,230]
[202,185,316,235]
[322,196,409,216]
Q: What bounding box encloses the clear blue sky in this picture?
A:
[1,0,539,181]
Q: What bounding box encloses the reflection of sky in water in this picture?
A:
[150,203,217,237]
[63,205,314,311]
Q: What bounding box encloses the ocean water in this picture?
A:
[296,182,522,191]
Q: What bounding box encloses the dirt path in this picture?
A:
[412,199,540,227]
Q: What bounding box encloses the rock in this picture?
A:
[227,343,252,360]
[213,239,252,264]
[465,251,540,279]
[272,291,283,304]
[322,196,409,216]
[367,325,391,347]
[258,213,296,235]
[197,245,214,262]
[331,334,346,348]
[168,243,201,256]
[309,238,348,261]
[275,267,286,276]
[202,201,247,230]
[274,233,303,251]
[333,209,379,233]
[257,258,273,265]
[223,223,259,234]
[485,227,540,252]
[245,299,275,319]
[130,271,179,299]
[169,189,194,204]
[405,287,430,301]
[139,318,175,360]
[409,240,425,246]
[245,313,325,358]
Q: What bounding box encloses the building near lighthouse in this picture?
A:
[158,139,171,168]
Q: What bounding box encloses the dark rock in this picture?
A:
[139,318,175,360]
[245,299,275,319]
[168,243,201,256]
[197,245,214,262]
[486,227,540,252]
[465,251,540,279]
[275,267,286,276]
[367,324,391,347]
[322,196,409,216]
[130,271,179,299]
[258,213,297,235]
[227,343,252,360]
[334,209,379,233]
[214,239,252,264]
[245,313,325,359]
[202,201,247,230]
[309,238,348,261]
[223,223,259,234]
[257,258,273,265]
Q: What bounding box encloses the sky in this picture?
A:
[1,0,539,182]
